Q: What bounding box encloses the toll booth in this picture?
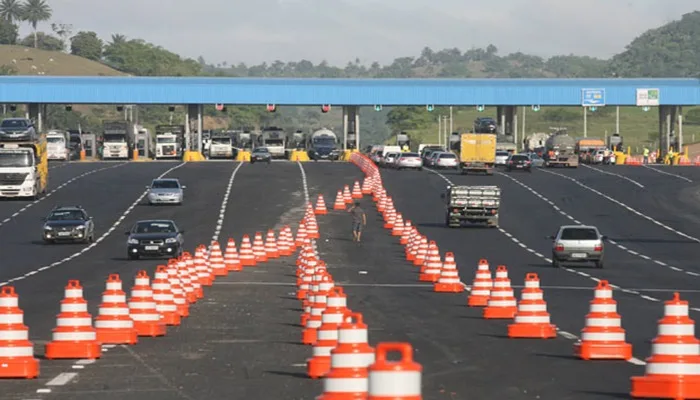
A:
[134,130,150,158]
[81,133,96,159]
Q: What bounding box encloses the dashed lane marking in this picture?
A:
[296,161,310,204]
[498,171,700,279]
[211,162,245,243]
[642,164,694,183]
[580,164,645,188]
[538,167,700,243]
[0,163,127,229]
[0,162,186,288]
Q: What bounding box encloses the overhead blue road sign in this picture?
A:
[582,88,606,107]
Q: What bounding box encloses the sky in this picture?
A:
[23,0,700,66]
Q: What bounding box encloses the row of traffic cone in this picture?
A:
[348,151,700,400]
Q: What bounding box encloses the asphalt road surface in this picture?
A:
[2,160,700,399]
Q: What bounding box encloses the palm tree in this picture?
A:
[20,0,52,48]
[0,0,22,23]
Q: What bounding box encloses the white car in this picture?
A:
[495,151,510,166]
[382,152,400,168]
[434,152,458,169]
[395,152,423,170]
[147,178,185,205]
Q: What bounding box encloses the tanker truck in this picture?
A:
[544,132,578,168]
[396,132,410,150]
[307,128,340,161]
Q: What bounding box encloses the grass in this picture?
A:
[0,45,124,76]
[405,106,700,154]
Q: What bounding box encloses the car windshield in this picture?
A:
[47,210,85,221]
[1,119,28,129]
[211,138,230,145]
[496,151,509,156]
[560,228,598,240]
[151,180,179,189]
[511,155,529,161]
[0,152,33,167]
[133,221,176,234]
[402,153,420,158]
[254,148,269,153]
[439,154,456,159]
[386,153,398,158]
[47,137,65,143]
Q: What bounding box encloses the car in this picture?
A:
[526,152,545,167]
[250,147,272,164]
[125,219,184,260]
[434,152,458,169]
[495,151,510,166]
[505,154,532,172]
[0,118,37,142]
[426,151,441,167]
[42,206,95,244]
[382,152,400,168]
[550,225,606,269]
[147,178,185,205]
[395,152,423,170]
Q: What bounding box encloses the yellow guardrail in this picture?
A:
[236,151,251,162]
[289,150,310,161]
[183,151,206,162]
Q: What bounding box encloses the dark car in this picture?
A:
[0,118,37,142]
[250,147,272,164]
[505,154,532,172]
[125,219,184,260]
[309,146,340,161]
[42,206,95,244]
[473,117,497,134]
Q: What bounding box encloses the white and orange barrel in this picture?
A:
[151,265,180,326]
[315,194,328,215]
[574,280,632,360]
[303,285,330,345]
[239,235,257,267]
[483,265,517,319]
[367,342,422,400]
[224,238,242,272]
[208,241,227,276]
[467,259,492,307]
[45,280,101,359]
[0,286,39,378]
[433,252,464,293]
[631,292,700,399]
[128,270,167,337]
[94,274,138,345]
[419,241,442,282]
[307,287,349,379]
[508,273,557,338]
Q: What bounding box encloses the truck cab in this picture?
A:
[442,185,500,228]
[101,121,133,160]
[209,134,234,159]
[46,130,70,161]
[0,135,48,199]
[154,125,185,160]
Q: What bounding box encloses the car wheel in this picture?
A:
[128,253,139,260]
[527,168,532,173]
[418,167,423,171]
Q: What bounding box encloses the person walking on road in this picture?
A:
[348,201,367,242]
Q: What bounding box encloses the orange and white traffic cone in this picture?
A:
[419,241,442,282]
[94,274,138,345]
[351,181,362,199]
[468,259,492,307]
[151,265,181,326]
[182,253,203,299]
[175,258,196,304]
[367,343,422,400]
[631,292,700,399]
[253,232,268,263]
[277,227,291,256]
[333,191,346,210]
[45,280,101,359]
[194,245,213,286]
[483,265,517,319]
[302,271,332,326]
[508,273,557,338]
[303,280,330,345]
[308,287,349,379]
[285,226,297,254]
[128,270,167,337]
[399,220,413,244]
[361,178,372,195]
[296,224,309,247]
[306,218,320,239]
[315,194,328,215]
[166,262,189,318]
[265,229,280,259]
[383,209,396,230]
[574,280,632,360]
[343,185,353,204]
[0,286,39,378]
[391,214,405,236]
[434,252,464,293]
[224,238,243,272]
[413,237,428,266]
[239,235,256,266]
[208,241,227,276]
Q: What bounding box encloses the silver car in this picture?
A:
[495,151,510,166]
[0,118,37,141]
[147,178,185,205]
[395,152,423,170]
[382,152,400,168]
[550,225,606,269]
[434,152,458,169]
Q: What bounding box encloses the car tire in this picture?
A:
[527,168,532,173]
[128,253,139,260]
[418,167,423,171]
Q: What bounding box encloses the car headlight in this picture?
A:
[75,225,85,230]
[44,225,53,230]
[127,238,139,245]
[165,238,177,244]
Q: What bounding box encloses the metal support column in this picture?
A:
[497,106,505,135]
[342,107,348,152]
[197,104,203,154]
[354,108,360,150]
[678,108,684,151]
[583,107,588,138]
[513,112,518,151]
[184,106,191,151]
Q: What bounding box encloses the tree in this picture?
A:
[20,32,62,50]
[50,22,72,49]
[685,109,700,125]
[0,0,22,23]
[70,31,102,61]
[542,108,580,123]
[0,17,17,44]
[20,0,52,48]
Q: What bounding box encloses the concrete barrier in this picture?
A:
[236,151,251,162]
[183,151,206,162]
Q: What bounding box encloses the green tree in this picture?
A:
[0,17,17,44]
[0,0,22,23]
[0,64,17,75]
[386,106,436,132]
[685,109,700,125]
[70,31,103,61]
[20,0,52,48]
[541,108,580,123]
[19,32,62,51]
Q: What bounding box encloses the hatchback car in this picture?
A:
[526,152,545,167]
[434,152,458,169]
[251,147,272,163]
[382,152,400,168]
[147,178,185,205]
[395,152,423,170]
[505,154,532,172]
[495,151,510,166]
[126,219,184,260]
[426,151,441,167]
[42,206,95,244]
[550,225,606,268]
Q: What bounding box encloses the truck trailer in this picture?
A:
[458,133,496,175]
[544,132,578,168]
[46,130,70,161]
[443,185,500,228]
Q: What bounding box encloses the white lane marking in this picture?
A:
[539,168,700,243]
[44,372,78,386]
[642,165,694,183]
[0,162,186,288]
[0,163,127,229]
[296,161,310,204]
[580,164,645,188]
[211,162,244,242]
[498,171,700,278]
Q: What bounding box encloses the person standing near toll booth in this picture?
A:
[643,147,650,164]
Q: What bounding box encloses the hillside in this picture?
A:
[0,45,124,76]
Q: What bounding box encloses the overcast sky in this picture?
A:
[26,0,699,66]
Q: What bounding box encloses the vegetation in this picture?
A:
[0,3,700,149]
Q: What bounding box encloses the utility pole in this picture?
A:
[437,116,442,147]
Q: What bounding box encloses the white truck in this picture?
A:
[443,185,500,228]
[154,125,185,160]
[259,127,287,158]
[101,121,133,160]
[0,135,48,199]
[209,133,234,159]
[46,130,70,161]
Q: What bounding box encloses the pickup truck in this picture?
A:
[442,185,500,228]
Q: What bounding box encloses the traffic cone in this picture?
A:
[483,265,517,319]
[253,232,268,263]
[508,273,557,338]
[405,231,420,261]
[224,238,243,272]
[182,252,203,299]
[194,245,213,286]
[277,227,291,256]
[351,181,362,199]
[467,259,492,307]
[308,287,349,379]
[296,224,308,247]
[631,292,700,399]
[316,312,375,400]
[574,280,632,360]
[315,194,328,215]
[0,286,39,378]
[45,280,101,359]
[400,220,413,244]
[367,343,422,400]
[239,235,256,266]
[166,262,189,318]
[434,252,464,293]
[383,209,396,230]
[419,241,442,282]
[94,274,138,345]
[413,237,428,266]
[128,270,167,337]
[285,226,297,254]
[152,265,181,326]
[306,218,320,239]
[342,185,353,203]
[265,229,280,259]
[303,280,330,345]
[208,241,227,276]
[333,191,346,210]
[391,214,405,236]
[175,258,196,304]
[361,178,372,195]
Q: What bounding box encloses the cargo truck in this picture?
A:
[154,125,185,159]
[442,185,500,228]
[259,127,287,158]
[458,133,496,175]
[101,121,133,160]
[0,133,48,199]
[608,133,623,152]
[46,130,70,161]
[544,132,578,168]
[209,132,234,159]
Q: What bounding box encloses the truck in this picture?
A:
[346,131,357,150]
[288,130,306,150]
[544,132,578,168]
[307,128,340,161]
[442,185,500,228]
[154,125,185,160]
[208,132,234,159]
[46,130,70,161]
[258,127,287,159]
[396,132,410,149]
[233,131,253,150]
[448,132,461,151]
[607,133,623,152]
[458,133,497,175]
[523,132,550,154]
[0,133,48,199]
[101,121,133,160]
